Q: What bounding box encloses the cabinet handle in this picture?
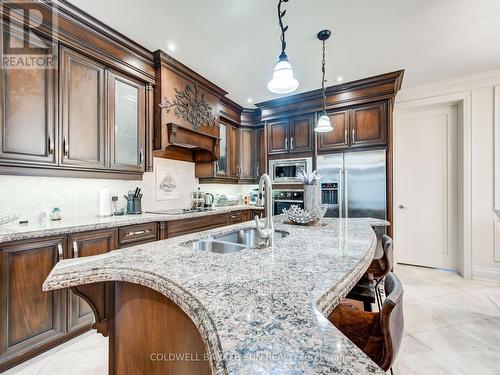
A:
[290,137,294,150]
[63,136,69,156]
[344,129,348,144]
[285,137,288,150]
[57,243,64,261]
[351,129,356,144]
[140,148,144,163]
[127,229,151,237]
[73,240,79,258]
[48,134,54,154]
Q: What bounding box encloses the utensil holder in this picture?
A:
[133,199,142,214]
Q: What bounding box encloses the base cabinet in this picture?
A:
[0,237,67,371]
[0,213,254,371]
[67,229,118,333]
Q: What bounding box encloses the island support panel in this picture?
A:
[72,282,210,375]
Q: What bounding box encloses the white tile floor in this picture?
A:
[5,264,500,375]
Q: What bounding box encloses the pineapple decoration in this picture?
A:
[282,170,327,225]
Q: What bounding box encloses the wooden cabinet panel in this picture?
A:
[317,110,349,152]
[168,214,228,238]
[350,102,387,148]
[0,30,57,166]
[289,115,313,153]
[0,237,66,370]
[67,229,118,332]
[268,120,289,154]
[60,46,106,169]
[118,223,157,248]
[227,211,242,224]
[241,210,252,222]
[108,71,146,172]
[257,127,266,176]
[229,124,239,178]
[239,128,255,179]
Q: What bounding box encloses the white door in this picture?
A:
[394,104,458,270]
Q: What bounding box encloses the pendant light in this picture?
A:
[267,0,299,94]
[314,29,333,133]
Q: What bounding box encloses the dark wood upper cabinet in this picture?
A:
[268,120,289,154]
[289,115,313,153]
[108,71,146,172]
[257,127,266,176]
[0,30,57,166]
[239,128,255,179]
[229,124,239,179]
[317,110,349,152]
[215,122,229,177]
[0,237,66,370]
[67,229,117,333]
[349,102,387,148]
[60,46,106,169]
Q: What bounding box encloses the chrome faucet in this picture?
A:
[254,174,274,246]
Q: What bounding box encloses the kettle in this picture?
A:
[203,193,214,208]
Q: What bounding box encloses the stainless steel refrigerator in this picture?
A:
[317,150,386,220]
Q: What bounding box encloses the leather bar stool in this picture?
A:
[329,272,404,374]
[347,234,394,311]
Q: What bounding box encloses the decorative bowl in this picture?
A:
[282,204,327,225]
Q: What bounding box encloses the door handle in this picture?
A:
[140,148,144,164]
[345,169,349,219]
[57,243,64,261]
[73,240,79,258]
[344,129,348,145]
[285,137,288,150]
[48,134,54,155]
[63,136,69,156]
[339,170,343,219]
[290,137,294,150]
[351,129,356,144]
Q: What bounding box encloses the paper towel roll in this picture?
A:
[99,188,112,217]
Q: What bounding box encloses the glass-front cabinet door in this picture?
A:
[108,71,145,172]
[216,122,228,176]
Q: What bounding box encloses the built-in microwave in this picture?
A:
[269,157,313,184]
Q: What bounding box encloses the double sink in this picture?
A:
[186,227,289,254]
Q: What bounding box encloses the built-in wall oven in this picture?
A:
[269,157,312,184]
[273,189,304,215]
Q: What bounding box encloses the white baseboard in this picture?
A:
[472,266,500,282]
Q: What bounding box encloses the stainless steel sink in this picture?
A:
[213,228,289,249]
[192,240,247,254]
[184,228,290,254]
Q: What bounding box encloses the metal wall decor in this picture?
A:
[159,83,219,131]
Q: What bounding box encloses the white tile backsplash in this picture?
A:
[0,158,256,222]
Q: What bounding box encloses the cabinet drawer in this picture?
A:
[168,214,228,238]
[227,211,242,224]
[118,223,158,247]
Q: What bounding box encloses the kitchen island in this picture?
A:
[43,217,386,374]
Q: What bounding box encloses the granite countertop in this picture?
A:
[44,217,387,374]
[0,205,263,243]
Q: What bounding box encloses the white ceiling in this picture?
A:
[69,0,500,106]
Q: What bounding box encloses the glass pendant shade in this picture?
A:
[315,114,333,133]
[267,58,299,94]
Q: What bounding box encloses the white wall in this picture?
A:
[396,69,500,281]
[0,158,256,223]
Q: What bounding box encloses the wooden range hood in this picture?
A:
[154,123,220,163]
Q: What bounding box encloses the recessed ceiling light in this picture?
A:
[247,98,253,103]
[337,76,343,82]
[166,41,177,52]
